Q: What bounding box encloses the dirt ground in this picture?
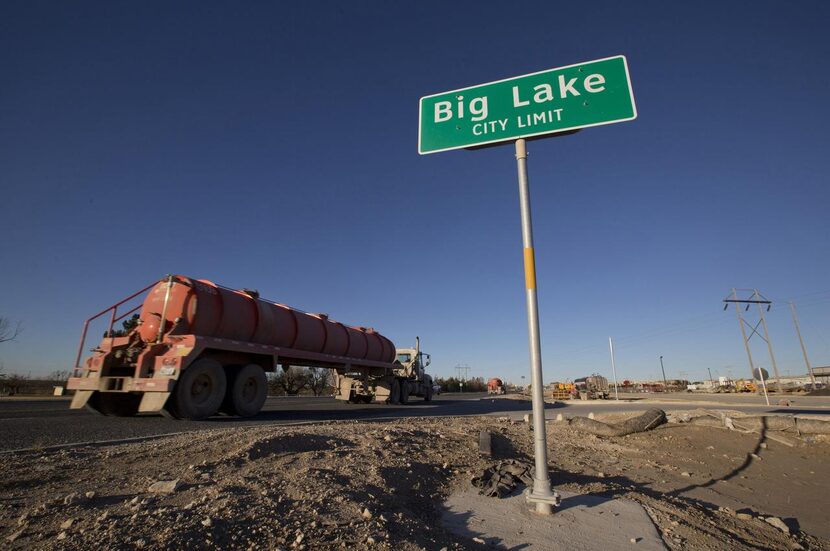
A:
[0,409,828,550]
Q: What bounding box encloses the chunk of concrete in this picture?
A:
[764,516,790,534]
[478,431,492,457]
[148,479,182,494]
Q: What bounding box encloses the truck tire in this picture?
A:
[424,384,433,402]
[399,380,410,404]
[166,358,226,420]
[221,364,267,417]
[85,392,141,417]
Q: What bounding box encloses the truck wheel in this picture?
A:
[388,378,401,404]
[85,392,141,417]
[399,380,410,404]
[424,385,433,402]
[166,358,226,420]
[222,364,267,417]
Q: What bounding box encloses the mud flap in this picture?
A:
[373,377,394,403]
[139,392,171,413]
[70,390,94,410]
[335,376,354,401]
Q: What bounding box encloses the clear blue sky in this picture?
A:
[2,1,829,384]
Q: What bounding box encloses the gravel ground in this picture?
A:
[1,411,828,550]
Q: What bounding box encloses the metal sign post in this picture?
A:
[418,55,637,517]
[754,367,770,406]
[516,138,559,515]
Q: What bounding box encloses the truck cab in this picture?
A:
[394,348,430,380]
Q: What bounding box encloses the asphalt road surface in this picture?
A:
[1,392,827,452]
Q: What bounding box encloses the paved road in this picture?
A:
[0,393,512,451]
[1,393,827,452]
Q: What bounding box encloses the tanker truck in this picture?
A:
[487,378,506,395]
[67,275,434,420]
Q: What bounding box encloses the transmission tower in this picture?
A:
[454,363,471,381]
[723,288,782,393]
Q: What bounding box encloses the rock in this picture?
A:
[63,493,80,505]
[473,537,485,544]
[765,516,790,534]
[366,535,376,544]
[295,533,305,544]
[149,479,182,494]
[60,519,74,530]
[97,511,109,522]
[57,531,67,540]
[630,537,641,543]
[680,472,691,477]
[588,412,595,420]
[201,517,213,528]
[736,513,753,520]
[597,472,606,478]
[85,491,96,500]
[361,508,372,520]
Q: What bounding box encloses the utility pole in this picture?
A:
[608,337,619,400]
[454,363,471,381]
[659,355,668,390]
[723,288,782,393]
[755,289,782,393]
[707,367,714,388]
[789,301,817,388]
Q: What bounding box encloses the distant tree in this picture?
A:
[272,366,311,395]
[46,369,71,383]
[1,373,26,395]
[107,314,140,337]
[307,367,334,396]
[435,376,487,393]
[0,317,22,344]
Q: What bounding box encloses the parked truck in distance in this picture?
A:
[487,378,506,395]
[574,374,610,400]
[67,275,433,420]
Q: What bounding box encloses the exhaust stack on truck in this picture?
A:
[67,275,433,419]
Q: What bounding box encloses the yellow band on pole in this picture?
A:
[524,247,537,290]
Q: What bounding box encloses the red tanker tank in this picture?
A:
[137,275,395,363]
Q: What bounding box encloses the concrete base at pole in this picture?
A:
[442,487,666,550]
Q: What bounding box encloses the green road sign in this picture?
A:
[418,55,636,155]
